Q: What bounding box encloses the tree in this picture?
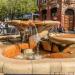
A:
[0,0,8,20]
[0,0,38,20]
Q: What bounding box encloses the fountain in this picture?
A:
[1,20,75,74]
[4,20,75,59]
[3,20,60,59]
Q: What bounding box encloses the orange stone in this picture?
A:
[3,43,29,58]
[3,45,20,58]
[50,53,70,58]
[19,43,29,49]
[29,38,37,49]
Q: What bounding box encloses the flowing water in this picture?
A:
[21,25,41,59]
[22,29,27,42]
[34,25,40,54]
[32,25,42,59]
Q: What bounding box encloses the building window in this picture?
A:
[64,0,75,4]
[42,0,46,3]
[64,0,70,4]
[51,7,57,20]
[65,0,75,2]
[51,7,57,16]
[42,9,47,20]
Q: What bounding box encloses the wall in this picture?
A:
[61,0,75,30]
[38,0,75,30]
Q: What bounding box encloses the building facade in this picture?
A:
[37,0,75,31]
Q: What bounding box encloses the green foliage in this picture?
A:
[0,0,38,20]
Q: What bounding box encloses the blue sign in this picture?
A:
[23,13,32,19]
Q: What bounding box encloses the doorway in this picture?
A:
[64,9,74,31]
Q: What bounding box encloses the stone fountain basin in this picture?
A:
[0,44,75,74]
[2,43,75,59]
